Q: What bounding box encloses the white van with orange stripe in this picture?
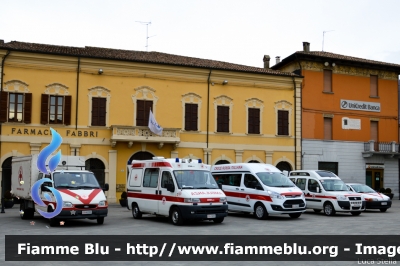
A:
[211,163,306,219]
[288,170,366,216]
[126,157,228,225]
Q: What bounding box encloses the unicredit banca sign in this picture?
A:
[340,99,380,112]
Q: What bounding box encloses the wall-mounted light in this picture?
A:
[332,63,336,67]
[222,80,228,85]
[324,62,329,66]
[98,68,103,74]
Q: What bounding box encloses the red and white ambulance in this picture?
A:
[126,157,228,225]
[211,163,306,219]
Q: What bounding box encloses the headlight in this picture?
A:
[98,200,107,207]
[63,201,73,207]
[219,197,227,202]
[268,191,284,199]
[337,195,347,201]
[184,198,200,203]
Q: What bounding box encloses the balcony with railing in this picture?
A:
[110,125,180,149]
[363,140,400,158]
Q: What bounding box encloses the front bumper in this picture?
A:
[178,204,228,220]
[55,208,108,219]
[366,200,392,209]
[337,201,366,211]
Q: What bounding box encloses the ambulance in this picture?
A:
[126,157,228,225]
[288,170,366,216]
[11,155,109,226]
[211,163,306,219]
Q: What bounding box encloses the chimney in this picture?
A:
[263,55,270,69]
[303,42,310,52]
[275,56,280,64]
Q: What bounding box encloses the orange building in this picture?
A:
[272,42,400,197]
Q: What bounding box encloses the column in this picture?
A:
[108,150,117,203]
[235,150,244,163]
[265,151,273,164]
[70,144,81,156]
[30,143,42,155]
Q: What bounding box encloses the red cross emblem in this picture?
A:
[162,197,166,205]
[245,195,250,202]
[18,166,23,186]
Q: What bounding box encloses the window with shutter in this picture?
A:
[91,97,106,126]
[277,110,289,135]
[41,94,49,124]
[24,93,32,124]
[185,103,198,131]
[248,108,260,134]
[324,117,332,140]
[323,69,332,92]
[217,106,229,132]
[370,75,378,97]
[136,100,153,126]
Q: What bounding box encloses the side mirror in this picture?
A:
[166,183,175,192]
[41,182,52,191]
[218,183,223,190]
[255,184,264,191]
[103,183,109,192]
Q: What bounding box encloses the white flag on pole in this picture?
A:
[148,110,163,136]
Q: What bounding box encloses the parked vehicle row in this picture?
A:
[11,155,391,227]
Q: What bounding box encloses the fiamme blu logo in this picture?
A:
[30,128,63,219]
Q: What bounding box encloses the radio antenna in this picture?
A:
[135,21,156,52]
[322,30,334,51]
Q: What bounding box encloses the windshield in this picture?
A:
[349,184,375,193]
[53,172,100,189]
[256,172,295,188]
[320,179,349,191]
[173,170,218,189]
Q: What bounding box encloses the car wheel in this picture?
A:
[380,208,388,212]
[289,213,301,219]
[97,217,104,224]
[132,203,142,219]
[351,211,361,216]
[313,209,322,213]
[323,202,336,216]
[170,207,184,226]
[213,218,224,223]
[254,203,268,220]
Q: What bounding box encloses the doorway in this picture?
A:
[366,169,384,191]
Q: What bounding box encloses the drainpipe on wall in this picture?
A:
[291,76,297,170]
[0,50,10,214]
[206,69,212,164]
[294,53,303,170]
[75,57,80,130]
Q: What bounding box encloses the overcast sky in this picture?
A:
[1,0,400,68]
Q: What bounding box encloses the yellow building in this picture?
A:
[0,40,302,202]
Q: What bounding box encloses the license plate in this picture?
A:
[207,214,216,218]
[293,204,299,208]
[82,210,92,215]
[381,202,387,205]
[352,203,361,207]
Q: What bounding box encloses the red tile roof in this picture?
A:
[0,40,298,77]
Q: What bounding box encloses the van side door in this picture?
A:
[214,173,242,211]
[140,168,160,213]
[305,178,322,209]
[242,174,264,212]
[158,171,175,216]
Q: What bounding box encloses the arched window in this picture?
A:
[215,160,230,165]
[248,160,260,163]
[85,159,105,187]
[1,157,12,194]
[276,161,292,172]
[129,151,154,163]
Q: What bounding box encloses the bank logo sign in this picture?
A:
[340,99,380,112]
